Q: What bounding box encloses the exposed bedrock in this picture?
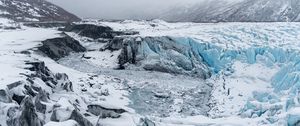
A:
[60,23,138,39]
[0,88,12,103]
[103,36,211,79]
[24,61,74,92]
[87,104,127,118]
[138,118,156,126]
[38,34,86,60]
[0,60,75,126]
[7,96,44,126]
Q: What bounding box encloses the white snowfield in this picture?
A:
[0,18,138,126]
[1,18,300,126]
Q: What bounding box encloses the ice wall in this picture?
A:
[104,35,300,124]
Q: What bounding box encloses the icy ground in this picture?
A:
[1,18,300,126]
[70,20,300,125]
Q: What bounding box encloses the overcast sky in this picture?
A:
[48,0,204,19]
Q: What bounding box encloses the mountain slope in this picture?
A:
[162,0,300,22]
[0,0,80,22]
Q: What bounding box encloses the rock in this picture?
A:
[6,106,21,126]
[69,110,93,126]
[50,98,74,122]
[153,91,170,99]
[102,37,127,51]
[60,23,138,39]
[61,24,114,39]
[25,61,74,92]
[19,96,44,126]
[6,80,42,105]
[139,118,156,126]
[87,104,126,118]
[35,90,49,114]
[12,94,25,105]
[7,81,23,90]
[38,34,86,60]
[3,60,76,125]
[25,61,56,86]
[0,88,12,103]
[7,96,44,126]
[55,73,73,92]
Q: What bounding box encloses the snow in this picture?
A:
[44,120,79,126]
[1,18,300,126]
[62,20,300,125]
[0,19,63,126]
[99,113,140,126]
[208,61,279,117]
[0,22,60,85]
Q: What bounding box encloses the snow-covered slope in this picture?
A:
[0,0,80,22]
[0,18,138,126]
[161,0,300,22]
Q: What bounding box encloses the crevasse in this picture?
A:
[173,37,300,93]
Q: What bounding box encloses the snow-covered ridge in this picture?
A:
[161,0,300,23]
[0,0,80,22]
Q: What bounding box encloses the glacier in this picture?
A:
[95,20,300,125]
[90,32,300,125]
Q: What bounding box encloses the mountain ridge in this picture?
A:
[161,0,300,22]
[0,0,80,22]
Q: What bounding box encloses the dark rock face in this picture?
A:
[55,73,73,92]
[69,110,94,126]
[25,61,56,84]
[87,104,126,118]
[61,24,114,39]
[139,118,156,126]
[0,88,12,103]
[7,96,44,126]
[25,61,74,92]
[4,61,75,126]
[12,94,25,105]
[34,90,48,114]
[103,36,211,78]
[1,57,78,126]
[60,24,138,39]
[38,34,86,60]
[103,36,127,51]
[0,0,80,22]
[7,81,23,90]
[19,96,44,126]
